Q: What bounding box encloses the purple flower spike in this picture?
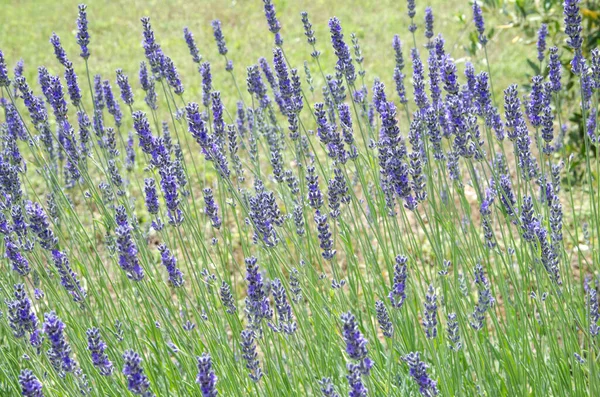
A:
[403,352,439,396]
[19,369,44,397]
[196,352,218,397]
[389,255,408,308]
[340,311,373,375]
[87,327,114,376]
[537,24,548,62]
[263,0,282,46]
[43,311,76,374]
[6,284,38,339]
[76,4,90,59]
[122,349,153,396]
[183,27,202,63]
[472,1,487,45]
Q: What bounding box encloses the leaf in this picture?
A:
[526,59,541,75]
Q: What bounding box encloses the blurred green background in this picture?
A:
[0,0,531,109]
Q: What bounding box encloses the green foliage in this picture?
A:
[485,0,600,180]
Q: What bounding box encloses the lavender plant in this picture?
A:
[0,1,599,396]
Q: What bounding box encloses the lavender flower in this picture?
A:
[269,278,296,334]
[550,194,563,243]
[159,163,184,226]
[115,206,144,281]
[301,12,319,57]
[14,58,24,89]
[162,56,184,95]
[407,0,417,32]
[564,0,583,73]
[43,311,76,374]
[141,179,159,217]
[203,188,221,229]
[340,311,373,375]
[140,17,163,76]
[263,0,282,46]
[76,4,90,59]
[427,49,442,108]
[346,364,368,397]
[247,64,270,108]
[196,353,218,396]
[375,301,393,337]
[87,327,114,376]
[25,201,58,250]
[220,281,237,314]
[588,287,599,336]
[5,235,30,275]
[51,250,87,303]
[240,329,262,382]
[211,90,226,142]
[122,349,153,396]
[403,352,439,396]
[290,268,302,303]
[541,105,554,153]
[77,110,90,156]
[306,165,323,209]
[158,244,184,287]
[48,75,68,122]
[537,24,548,62]
[592,48,600,89]
[536,224,561,285]
[274,47,294,113]
[93,74,104,109]
[520,196,537,242]
[50,33,69,66]
[126,131,136,171]
[527,75,544,127]
[447,313,462,351]
[319,378,340,397]
[64,62,81,107]
[424,7,434,41]
[245,256,272,330]
[107,159,124,195]
[503,84,525,140]
[15,76,48,132]
[133,111,155,155]
[470,264,495,330]
[548,47,562,92]
[6,284,37,339]
[329,17,356,85]
[139,61,157,110]
[422,284,437,339]
[392,35,408,104]
[248,180,283,246]
[315,210,336,260]
[19,369,44,397]
[11,204,27,239]
[0,50,10,87]
[472,1,487,45]
[441,55,460,96]
[411,49,429,111]
[389,255,408,308]
[293,204,305,236]
[116,69,134,106]
[183,27,202,63]
[102,80,122,127]
[211,20,228,55]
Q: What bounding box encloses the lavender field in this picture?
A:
[0,0,599,396]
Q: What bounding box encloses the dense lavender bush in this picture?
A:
[0,1,599,396]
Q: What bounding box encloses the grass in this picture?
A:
[0,0,599,396]
[0,0,527,110]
